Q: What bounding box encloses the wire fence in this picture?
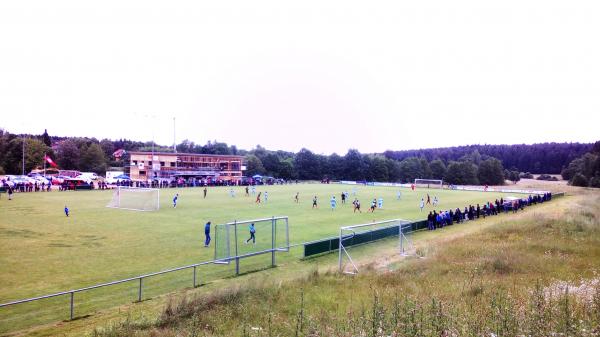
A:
[0,245,299,333]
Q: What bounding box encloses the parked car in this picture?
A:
[79,172,99,180]
[105,174,131,184]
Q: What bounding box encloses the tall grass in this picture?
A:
[89,193,600,336]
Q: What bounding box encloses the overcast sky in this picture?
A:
[1,1,598,154]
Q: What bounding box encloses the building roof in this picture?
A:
[129,151,243,159]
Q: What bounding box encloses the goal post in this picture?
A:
[338,219,413,275]
[106,186,160,211]
[414,179,443,189]
[214,216,290,275]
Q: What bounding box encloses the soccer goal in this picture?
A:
[106,187,160,211]
[414,179,443,189]
[338,219,413,275]
[214,216,290,275]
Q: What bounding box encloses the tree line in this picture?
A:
[0,128,595,187]
[384,143,591,174]
[561,142,600,188]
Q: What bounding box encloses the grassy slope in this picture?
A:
[0,184,515,333]
[8,186,598,336]
[98,191,600,336]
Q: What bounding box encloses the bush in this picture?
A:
[571,173,589,187]
[536,174,558,181]
[520,172,534,179]
[589,175,600,188]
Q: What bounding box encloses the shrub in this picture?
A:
[571,173,589,187]
[589,175,600,188]
[536,174,558,181]
[520,172,534,179]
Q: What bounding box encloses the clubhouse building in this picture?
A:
[128,151,245,183]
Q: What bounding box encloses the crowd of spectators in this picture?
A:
[426,192,553,230]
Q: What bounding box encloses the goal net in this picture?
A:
[106,187,160,211]
[414,179,443,189]
[339,219,413,275]
[214,216,290,275]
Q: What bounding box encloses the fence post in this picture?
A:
[234,220,239,275]
[70,292,74,320]
[338,228,343,272]
[399,224,404,254]
[271,216,276,267]
[138,278,143,302]
[193,266,197,287]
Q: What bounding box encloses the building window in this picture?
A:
[171,162,176,167]
[139,170,146,176]
[132,160,138,166]
[160,162,165,167]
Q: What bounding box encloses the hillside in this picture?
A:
[384,143,592,174]
[17,183,598,337]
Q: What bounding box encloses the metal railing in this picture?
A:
[0,259,223,321]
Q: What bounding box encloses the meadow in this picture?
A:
[88,188,600,337]
[0,183,518,333]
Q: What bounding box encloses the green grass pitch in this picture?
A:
[0,183,517,331]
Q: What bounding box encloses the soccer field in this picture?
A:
[0,183,515,331]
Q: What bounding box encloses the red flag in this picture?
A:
[44,155,58,168]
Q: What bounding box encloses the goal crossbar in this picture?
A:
[414,179,443,185]
[213,216,290,275]
[339,219,413,275]
[106,186,160,211]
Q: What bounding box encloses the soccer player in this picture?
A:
[264,191,268,203]
[411,184,415,191]
[294,192,299,203]
[341,192,346,204]
[353,199,362,213]
[245,186,249,196]
[433,196,438,206]
[245,223,256,245]
[204,221,211,247]
[368,199,377,213]
[256,192,262,204]
[426,194,431,205]
[173,193,179,208]
[378,197,383,209]
[396,190,402,200]
[419,198,425,211]
[64,205,69,217]
[203,187,207,199]
[330,196,337,211]
[229,188,235,198]
[312,196,318,209]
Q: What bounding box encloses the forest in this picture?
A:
[0,128,596,186]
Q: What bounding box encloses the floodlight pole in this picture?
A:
[22,136,25,175]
